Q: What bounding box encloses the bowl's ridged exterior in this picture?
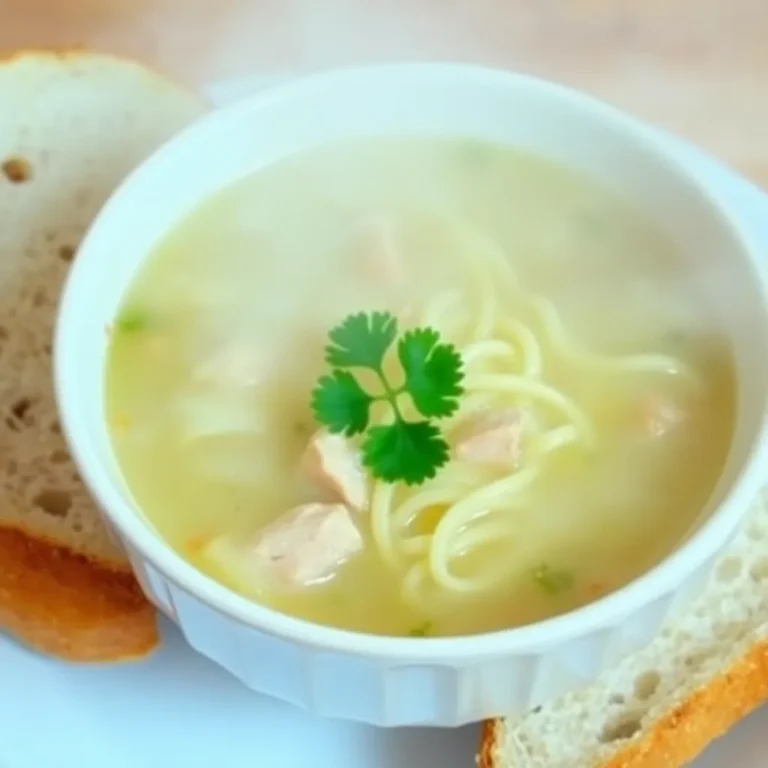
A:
[120,536,727,727]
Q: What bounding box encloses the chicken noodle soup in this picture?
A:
[106,137,735,637]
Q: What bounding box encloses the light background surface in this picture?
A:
[3,0,768,188]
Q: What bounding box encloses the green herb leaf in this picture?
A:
[362,420,449,486]
[311,311,464,485]
[115,307,152,334]
[311,370,373,436]
[408,620,433,637]
[398,328,464,417]
[456,139,495,167]
[325,311,398,370]
[532,564,574,596]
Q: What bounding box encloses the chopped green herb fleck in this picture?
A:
[532,564,574,596]
[408,620,433,637]
[456,139,495,167]
[292,420,312,437]
[578,209,610,237]
[663,329,688,348]
[115,307,152,334]
[311,311,464,486]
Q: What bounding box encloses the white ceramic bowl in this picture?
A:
[55,63,768,727]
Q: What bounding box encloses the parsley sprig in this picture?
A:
[311,312,464,485]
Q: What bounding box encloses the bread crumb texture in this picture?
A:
[0,50,205,660]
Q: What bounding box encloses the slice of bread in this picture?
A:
[0,50,206,661]
[479,486,768,768]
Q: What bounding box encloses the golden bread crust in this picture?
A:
[0,525,158,662]
[603,642,768,768]
[477,719,502,768]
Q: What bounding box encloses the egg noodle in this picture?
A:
[369,216,698,607]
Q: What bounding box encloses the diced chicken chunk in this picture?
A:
[453,408,525,466]
[352,214,406,286]
[194,336,267,388]
[253,502,362,587]
[302,430,368,511]
[641,394,686,438]
[208,503,363,590]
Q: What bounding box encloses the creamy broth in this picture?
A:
[106,137,734,637]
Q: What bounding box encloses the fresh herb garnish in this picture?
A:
[115,307,152,334]
[292,420,313,437]
[532,564,574,596]
[663,329,688,348]
[408,620,433,637]
[311,311,464,485]
[456,139,495,168]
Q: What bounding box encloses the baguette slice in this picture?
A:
[0,50,206,661]
[479,486,768,768]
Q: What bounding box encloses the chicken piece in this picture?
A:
[194,336,266,388]
[352,214,406,286]
[302,430,368,511]
[640,394,686,438]
[205,502,363,590]
[453,408,525,466]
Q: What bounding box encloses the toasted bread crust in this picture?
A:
[477,642,768,768]
[477,719,501,768]
[0,46,88,63]
[603,641,768,768]
[0,526,158,662]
